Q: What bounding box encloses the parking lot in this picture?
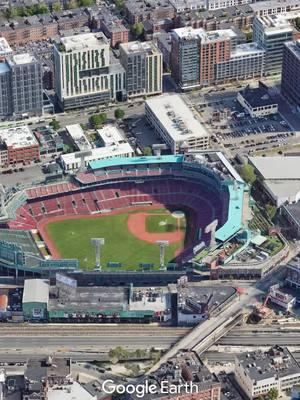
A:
[120,116,164,152]
[187,88,298,156]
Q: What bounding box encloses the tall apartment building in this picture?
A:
[171,26,264,89]
[216,42,265,81]
[8,54,43,117]
[171,28,201,89]
[253,15,294,74]
[281,40,300,108]
[54,32,112,110]
[119,41,162,98]
[0,53,43,118]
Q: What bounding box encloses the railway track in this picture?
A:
[0,324,190,336]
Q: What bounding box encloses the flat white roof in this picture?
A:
[249,156,300,180]
[12,53,36,65]
[0,37,12,55]
[231,43,265,58]
[60,32,109,52]
[172,27,236,42]
[61,142,134,166]
[145,94,209,142]
[97,124,125,147]
[66,124,91,152]
[48,382,95,400]
[22,279,49,305]
[0,125,38,149]
[120,40,160,55]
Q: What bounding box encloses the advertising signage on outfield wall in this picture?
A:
[39,259,79,270]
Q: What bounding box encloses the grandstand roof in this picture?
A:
[22,279,49,305]
[89,155,184,170]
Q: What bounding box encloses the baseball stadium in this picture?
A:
[0,152,249,275]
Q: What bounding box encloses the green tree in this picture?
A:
[131,22,144,38]
[238,164,256,185]
[90,113,107,128]
[79,0,94,6]
[36,4,50,14]
[114,108,125,120]
[267,388,278,400]
[49,119,61,131]
[4,7,19,18]
[143,146,152,156]
[52,2,62,12]
[266,204,276,220]
[114,0,124,9]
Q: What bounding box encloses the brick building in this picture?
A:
[0,126,40,167]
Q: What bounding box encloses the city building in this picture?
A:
[171,27,201,89]
[249,156,300,207]
[142,351,221,399]
[169,0,205,13]
[0,53,43,118]
[22,279,49,321]
[145,94,209,153]
[109,51,127,102]
[253,15,294,75]
[237,84,278,117]
[235,346,300,399]
[54,33,112,110]
[206,0,252,11]
[0,37,12,56]
[177,285,236,325]
[281,40,300,109]
[175,5,254,31]
[215,42,265,82]
[99,7,129,47]
[171,26,264,89]
[281,201,300,239]
[250,0,300,18]
[96,124,126,147]
[65,124,92,152]
[267,283,296,311]
[124,0,175,25]
[0,126,40,168]
[60,142,134,171]
[8,54,43,117]
[23,357,72,400]
[0,15,58,46]
[119,41,163,98]
[157,32,172,68]
[286,257,300,290]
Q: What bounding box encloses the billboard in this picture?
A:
[56,273,77,288]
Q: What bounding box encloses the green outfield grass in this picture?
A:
[45,211,185,270]
[146,214,185,233]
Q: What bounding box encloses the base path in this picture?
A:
[127,212,184,244]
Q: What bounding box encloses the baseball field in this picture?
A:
[43,207,187,270]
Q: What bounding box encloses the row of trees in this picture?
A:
[3,0,94,17]
[89,108,125,128]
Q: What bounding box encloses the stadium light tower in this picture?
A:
[91,238,105,270]
[152,144,167,159]
[156,240,169,270]
[0,184,5,216]
[205,219,218,248]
